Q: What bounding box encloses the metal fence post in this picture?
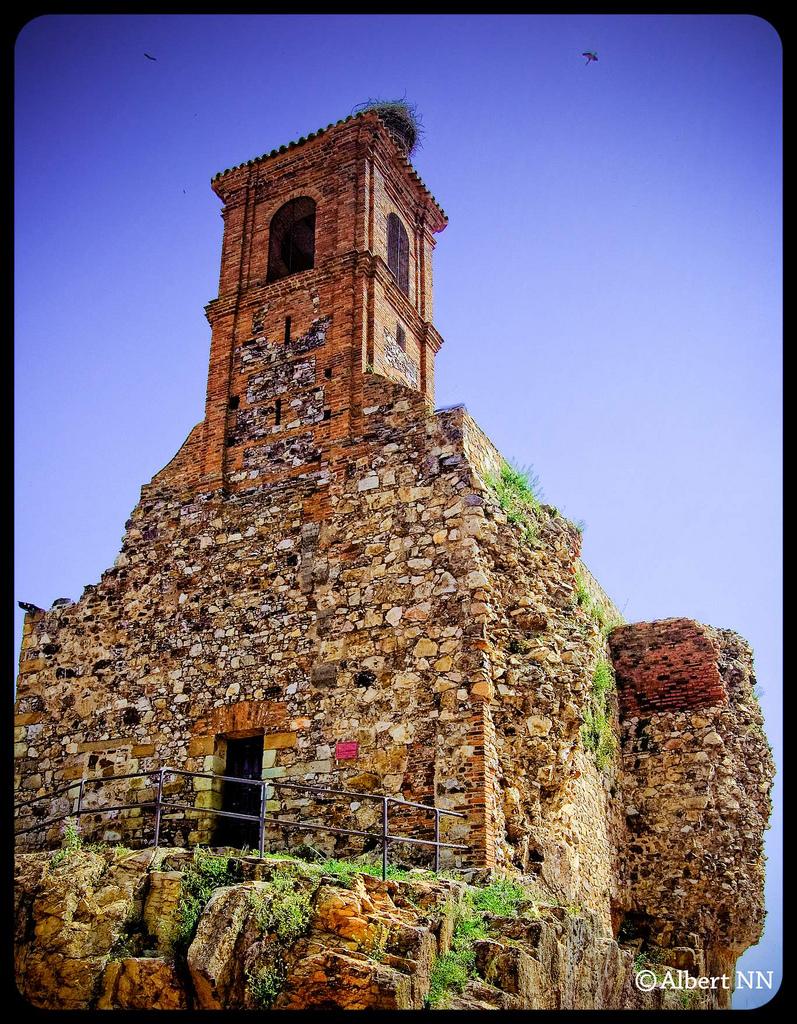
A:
[434,809,441,873]
[258,781,266,859]
[382,797,389,881]
[153,767,165,848]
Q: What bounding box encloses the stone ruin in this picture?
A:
[15,109,773,985]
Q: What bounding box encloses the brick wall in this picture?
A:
[189,113,446,499]
[609,618,728,716]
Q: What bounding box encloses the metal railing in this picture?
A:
[14,766,467,879]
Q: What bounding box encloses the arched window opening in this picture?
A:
[267,197,316,283]
[387,213,410,296]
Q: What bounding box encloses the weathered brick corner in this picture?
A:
[608,617,728,716]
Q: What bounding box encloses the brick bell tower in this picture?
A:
[196,111,447,498]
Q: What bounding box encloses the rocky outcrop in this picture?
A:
[14,848,154,1008]
[98,957,188,1010]
[15,848,722,1010]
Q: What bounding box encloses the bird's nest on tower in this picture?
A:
[353,99,424,158]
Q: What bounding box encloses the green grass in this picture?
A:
[171,848,243,952]
[427,903,487,1009]
[427,878,536,1008]
[573,570,624,635]
[581,659,618,773]
[592,659,614,699]
[677,987,702,1009]
[575,572,591,608]
[309,857,419,885]
[247,869,312,943]
[471,878,528,917]
[50,823,135,868]
[243,868,314,1007]
[486,462,543,545]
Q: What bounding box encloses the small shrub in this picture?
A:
[677,987,701,1009]
[632,948,669,989]
[426,905,487,1008]
[581,659,618,773]
[427,943,476,1008]
[51,817,83,867]
[486,461,543,545]
[574,572,591,608]
[246,961,286,1010]
[427,879,537,1008]
[108,932,136,961]
[172,848,243,952]
[248,869,312,943]
[243,868,314,1007]
[364,921,390,962]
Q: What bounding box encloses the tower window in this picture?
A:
[275,398,282,425]
[386,213,410,296]
[284,316,292,345]
[395,322,406,351]
[267,197,316,283]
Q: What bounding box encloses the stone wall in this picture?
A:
[609,622,773,977]
[13,377,519,868]
[15,376,774,977]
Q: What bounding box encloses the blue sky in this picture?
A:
[14,14,781,1007]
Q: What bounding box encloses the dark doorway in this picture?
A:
[215,735,264,849]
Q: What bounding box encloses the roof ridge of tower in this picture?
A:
[211,109,447,223]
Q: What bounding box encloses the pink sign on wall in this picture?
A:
[335,741,359,760]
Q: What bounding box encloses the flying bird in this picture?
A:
[582,51,598,65]
[144,52,157,61]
